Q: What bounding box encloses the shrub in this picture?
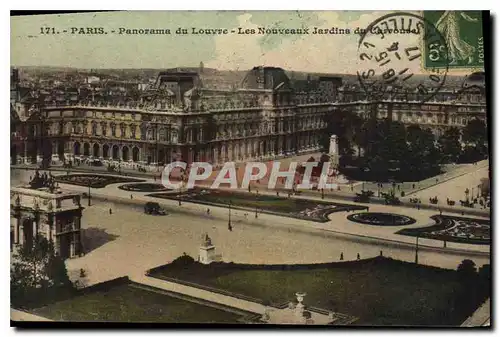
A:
[171,253,196,267]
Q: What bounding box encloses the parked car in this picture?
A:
[144,202,167,215]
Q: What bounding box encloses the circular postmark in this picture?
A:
[357,12,450,103]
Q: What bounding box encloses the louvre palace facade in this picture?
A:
[10,67,486,167]
[11,66,339,166]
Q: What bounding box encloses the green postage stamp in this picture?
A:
[423,11,484,70]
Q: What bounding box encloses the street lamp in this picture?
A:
[255,190,259,219]
[178,173,184,206]
[87,182,91,206]
[415,236,419,264]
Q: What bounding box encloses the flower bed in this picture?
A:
[118,183,171,193]
[54,174,143,189]
[347,212,416,226]
[147,188,366,222]
[397,215,490,245]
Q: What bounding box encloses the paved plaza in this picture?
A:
[10,165,491,322]
[406,163,489,203]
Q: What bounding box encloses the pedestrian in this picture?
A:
[439,208,442,215]
[357,253,360,260]
[109,208,112,215]
[130,194,133,200]
[276,191,279,197]
[228,224,233,232]
[207,208,210,215]
[340,252,344,261]
[380,250,383,257]
[412,183,415,189]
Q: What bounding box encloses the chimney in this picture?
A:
[257,66,265,89]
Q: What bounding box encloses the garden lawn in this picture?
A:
[151,257,486,326]
[30,283,243,323]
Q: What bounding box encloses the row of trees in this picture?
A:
[322,110,488,181]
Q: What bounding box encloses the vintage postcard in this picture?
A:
[10,10,490,327]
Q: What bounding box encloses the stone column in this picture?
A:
[54,236,61,256]
[18,224,24,245]
[23,140,28,163]
[14,219,19,244]
[69,233,75,257]
[213,147,218,165]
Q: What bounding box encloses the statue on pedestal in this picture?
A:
[201,233,212,247]
[295,292,307,317]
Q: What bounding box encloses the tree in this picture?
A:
[11,234,74,307]
[438,127,462,163]
[479,178,490,198]
[462,118,488,158]
[478,264,491,282]
[457,259,477,279]
[405,125,440,174]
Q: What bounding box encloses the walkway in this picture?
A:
[11,309,52,322]
[461,298,491,327]
[130,274,332,325]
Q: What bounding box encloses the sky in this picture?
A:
[10,10,480,74]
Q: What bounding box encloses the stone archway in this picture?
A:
[22,218,34,250]
[112,145,119,160]
[10,144,17,165]
[102,144,110,159]
[132,146,140,162]
[83,143,90,156]
[93,143,100,157]
[73,142,81,155]
[122,146,130,161]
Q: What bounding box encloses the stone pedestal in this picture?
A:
[199,245,216,264]
[199,233,217,264]
[329,135,339,168]
[295,292,306,317]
